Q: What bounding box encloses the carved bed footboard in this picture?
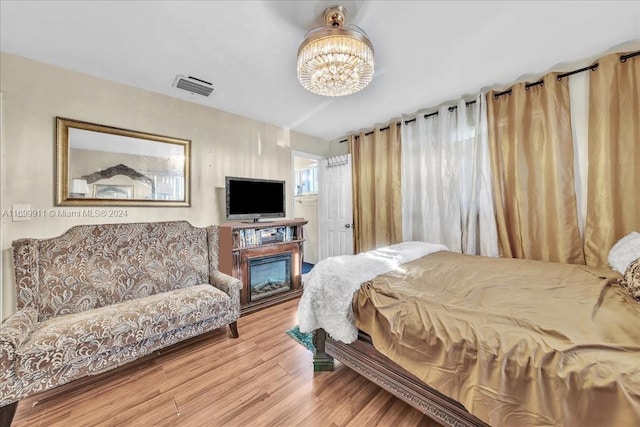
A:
[312,329,488,427]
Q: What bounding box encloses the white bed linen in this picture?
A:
[297,241,447,343]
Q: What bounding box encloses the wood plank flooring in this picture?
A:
[11,298,440,427]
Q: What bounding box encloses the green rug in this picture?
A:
[285,325,315,352]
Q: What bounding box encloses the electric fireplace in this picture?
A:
[218,219,307,314]
[248,253,292,302]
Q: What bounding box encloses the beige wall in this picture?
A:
[0,52,343,319]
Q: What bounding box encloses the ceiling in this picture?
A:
[1,1,638,141]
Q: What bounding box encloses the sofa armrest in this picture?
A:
[0,307,38,371]
[209,270,242,313]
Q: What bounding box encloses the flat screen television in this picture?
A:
[225,176,286,222]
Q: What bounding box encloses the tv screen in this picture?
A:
[225,176,286,221]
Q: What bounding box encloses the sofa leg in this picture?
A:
[0,401,18,427]
[229,321,239,338]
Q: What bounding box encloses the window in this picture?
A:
[295,165,318,195]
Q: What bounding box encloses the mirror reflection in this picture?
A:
[56,117,190,206]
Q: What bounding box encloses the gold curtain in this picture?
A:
[584,52,640,266]
[487,74,585,264]
[349,124,402,253]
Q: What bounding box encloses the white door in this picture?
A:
[318,154,354,259]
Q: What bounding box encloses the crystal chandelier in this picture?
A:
[297,5,374,97]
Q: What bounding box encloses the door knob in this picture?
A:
[345,224,351,229]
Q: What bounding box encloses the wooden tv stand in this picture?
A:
[218,219,308,315]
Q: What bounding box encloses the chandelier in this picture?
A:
[297,5,374,97]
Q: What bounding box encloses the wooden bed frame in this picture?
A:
[313,329,489,427]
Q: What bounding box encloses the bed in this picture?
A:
[299,242,640,427]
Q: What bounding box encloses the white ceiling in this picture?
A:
[1,1,638,141]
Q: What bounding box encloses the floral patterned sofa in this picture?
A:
[0,221,241,422]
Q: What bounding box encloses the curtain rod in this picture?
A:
[339,122,401,142]
[403,100,477,125]
[339,50,639,141]
[492,80,544,99]
[495,50,639,99]
[556,64,598,80]
[364,123,401,136]
[620,51,640,62]
[340,99,476,144]
[340,99,478,140]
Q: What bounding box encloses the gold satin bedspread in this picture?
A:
[354,251,640,427]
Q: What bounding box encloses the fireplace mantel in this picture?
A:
[218,219,308,315]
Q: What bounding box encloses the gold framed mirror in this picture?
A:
[56,117,191,207]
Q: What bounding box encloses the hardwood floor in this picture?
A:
[11,298,440,427]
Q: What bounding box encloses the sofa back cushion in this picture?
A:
[19,221,210,321]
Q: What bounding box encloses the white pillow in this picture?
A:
[608,231,640,274]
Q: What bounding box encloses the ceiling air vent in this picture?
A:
[173,75,214,97]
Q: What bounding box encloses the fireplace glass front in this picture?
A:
[248,253,292,302]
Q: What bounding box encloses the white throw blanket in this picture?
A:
[608,231,640,274]
[297,241,447,343]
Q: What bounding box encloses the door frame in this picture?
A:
[291,150,323,264]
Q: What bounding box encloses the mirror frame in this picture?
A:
[56,117,191,207]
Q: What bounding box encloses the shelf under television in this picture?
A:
[218,219,308,315]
